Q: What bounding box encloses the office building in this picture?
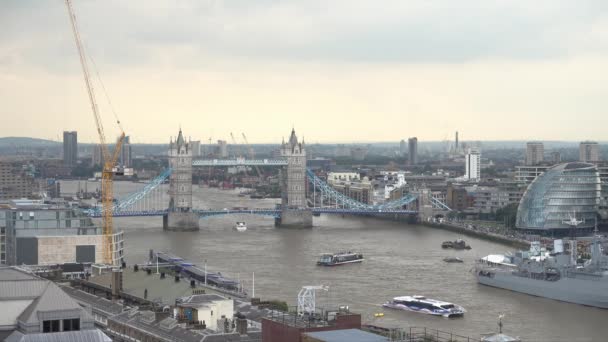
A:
[63,131,78,166]
[0,267,110,341]
[0,199,124,266]
[119,136,132,168]
[91,144,104,167]
[190,140,201,157]
[525,142,544,166]
[580,141,600,163]
[550,151,562,164]
[399,139,406,156]
[217,140,229,158]
[455,131,459,151]
[408,137,418,165]
[516,163,600,232]
[331,178,374,205]
[0,162,35,200]
[327,172,360,184]
[465,148,481,181]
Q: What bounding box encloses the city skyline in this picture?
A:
[2,1,608,143]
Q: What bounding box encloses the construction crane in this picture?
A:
[241,133,263,177]
[229,132,243,159]
[65,0,125,266]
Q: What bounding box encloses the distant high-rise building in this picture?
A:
[399,139,406,157]
[580,141,600,163]
[91,144,103,167]
[62,131,78,166]
[191,140,201,157]
[119,136,132,168]
[465,148,481,181]
[455,131,459,151]
[550,151,562,164]
[525,142,544,165]
[408,137,418,165]
[217,140,228,158]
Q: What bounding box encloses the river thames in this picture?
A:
[66,180,608,341]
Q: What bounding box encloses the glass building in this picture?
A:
[516,162,601,233]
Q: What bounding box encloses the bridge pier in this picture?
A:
[276,209,313,228]
[163,212,200,231]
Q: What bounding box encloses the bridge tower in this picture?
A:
[277,128,312,227]
[163,129,199,231]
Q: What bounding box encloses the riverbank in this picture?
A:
[422,221,530,249]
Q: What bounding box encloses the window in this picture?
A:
[63,318,80,331]
[43,320,60,333]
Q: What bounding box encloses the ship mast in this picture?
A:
[563,211,584,265]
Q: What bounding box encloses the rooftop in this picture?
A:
[177,294,229,307]
[303,329,388,342]
[5,329,112,342]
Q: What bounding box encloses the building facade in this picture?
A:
[281,129,306,208]
[0,162,35,200]
[516,162,601,232]
[0,200,124,266]
[525,142,544,166]
[331,179,373,205]
[119,136,132,168]
[217,140,229,158]
[408,137,418,165]
[327,172,360,184]
[465,148,481,181]
[580,141,600,163]
[63,131,78,166]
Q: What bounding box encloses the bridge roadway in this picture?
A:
[192,158,288,166]
[89,208,417,218]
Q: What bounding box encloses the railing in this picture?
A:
[363,325,474,342]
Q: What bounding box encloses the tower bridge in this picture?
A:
[87,128,450,229]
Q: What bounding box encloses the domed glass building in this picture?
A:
[516,162,601,233]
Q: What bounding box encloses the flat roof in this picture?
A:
[304,329,388,342]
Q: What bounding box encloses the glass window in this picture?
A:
[63,318,80,331]
[43,320,60,333]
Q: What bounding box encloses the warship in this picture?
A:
[475,216,608,308]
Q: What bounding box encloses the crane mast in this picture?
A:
[65,0,125,265]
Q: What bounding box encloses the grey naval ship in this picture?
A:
[475,219,608,308]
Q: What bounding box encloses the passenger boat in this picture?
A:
[317,252,364,266]
[383,295,465,318]
[234,222,247,232]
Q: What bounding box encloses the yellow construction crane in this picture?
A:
[65,0,125,265]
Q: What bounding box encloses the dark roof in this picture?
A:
[109,309,204,342]
[563,162,595,170]
[61,286,124,316]
[61,263,85,273]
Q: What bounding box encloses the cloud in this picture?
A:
[3,0,608,73]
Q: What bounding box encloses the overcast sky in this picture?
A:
[2,0,608,143]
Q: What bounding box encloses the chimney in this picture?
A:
[111,269,123,297]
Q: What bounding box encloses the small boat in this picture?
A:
[443,257,464,263]
[441,241,453,249]
[317,252,364,266]
[234,222,247,232]
[383,295,465,318]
